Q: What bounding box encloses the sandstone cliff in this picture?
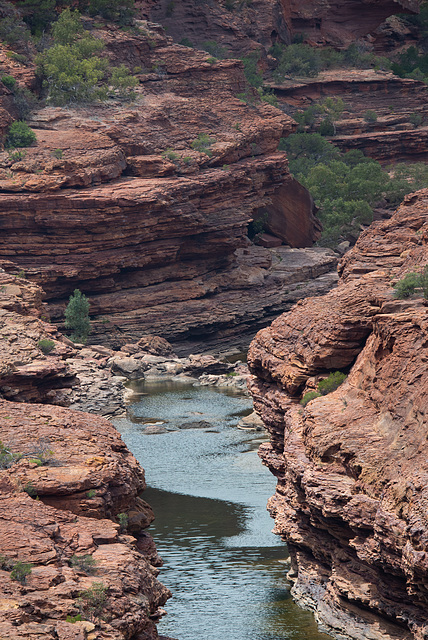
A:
[248,189,428,640]
[0,272,172,639]
[0,22,331,351]
[0,400,171,640]
[271,70,428,163]
[138,0,419,54]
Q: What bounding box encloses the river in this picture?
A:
[115,378,329,640]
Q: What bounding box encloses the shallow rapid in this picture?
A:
[115,379,329,640]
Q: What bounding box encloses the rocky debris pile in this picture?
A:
[247,189,428,640]
[0,400,171,640]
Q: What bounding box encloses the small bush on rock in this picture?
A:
[70,554,97,574]
[393,267,428,300]
[10,561,32,584]
[364,109,378,124]
[5,121,36,148]
[77,582,108,623]
[317,371,347,395]
[300,391,321,406]
[65,289,91,343]
[38,339,55,354]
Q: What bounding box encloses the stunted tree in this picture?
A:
[65,289,91,343]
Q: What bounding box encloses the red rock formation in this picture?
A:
[0,400,171,640]
[271,70,428,162]
[248,189,428,640]
[0,270,78,404]
[137,0,420,54]
[0,24,327,350]
[285,0,420,47]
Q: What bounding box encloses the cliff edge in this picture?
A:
[248,189,428,640]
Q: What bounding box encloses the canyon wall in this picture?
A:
[137,0,420,54]
[248,189,428,640]
[0,23,331,352]
[0,271,172,640]
[271,71,428,163]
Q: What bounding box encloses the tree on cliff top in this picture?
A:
[65,289,91,344]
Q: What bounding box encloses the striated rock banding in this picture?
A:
[0,25,327,350]
[248,189,428,640]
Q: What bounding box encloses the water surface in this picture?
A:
[115,379,329,640]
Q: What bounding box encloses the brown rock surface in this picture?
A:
[271,70,428,163]
[0,400,171,640]
[248,189,428,640]
[286,0,419,48]
[0,23,327,350]
[138,0,419,54]
[0,270,77,405]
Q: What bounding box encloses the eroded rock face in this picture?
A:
[0,24,324,349]
[138,0,419,54]
[248,189,428,640]
[0,270,78,405]
[286,0,419,47]
[0,400,171,640]
[271,70,428,163]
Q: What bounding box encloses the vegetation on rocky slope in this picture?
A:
[279,133,428,246]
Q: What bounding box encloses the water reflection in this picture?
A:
[115,380,329,640]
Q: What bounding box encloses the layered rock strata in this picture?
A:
[138,0,419,54]
[285,0,419,48]
[248,189,428,640]
[0,23,328,349]
[0,400,171,640]
[271,70,428,163]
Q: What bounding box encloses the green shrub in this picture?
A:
[84,0,136,24]
[274,43,321,80]
[241,51,263,87]
[86,489,96,498]
[70,554,97,573]
[300,391,321,406]
[10,562,32,584]
[0,5,31,44]
[65,289,91,343]
[66,614,83,623]
[247,212,268,240]
[280,132,427,246]
[179,37,194,48]
[191,133,216,156]
[0,441,19,470]
[258,87,278,106]
[1,75,16,90]
[162,148,178,161]
[201,40,229,60]
[317,371,347,395]
[409,112,423,127]
[318,118,335,136]
[364,109,378,124]
[36,37,108,105]
[16,0,57,35]
[12,86,39,120]
[8,149,27,162]
[77,582,108,623]
[110,64,138,99]
[5,121,36,148]
[38,339,55,354]
[117,512,128,532]
[52,148,63,159]
[393,267,428,299]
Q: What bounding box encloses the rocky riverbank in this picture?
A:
[248,188,428,640]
